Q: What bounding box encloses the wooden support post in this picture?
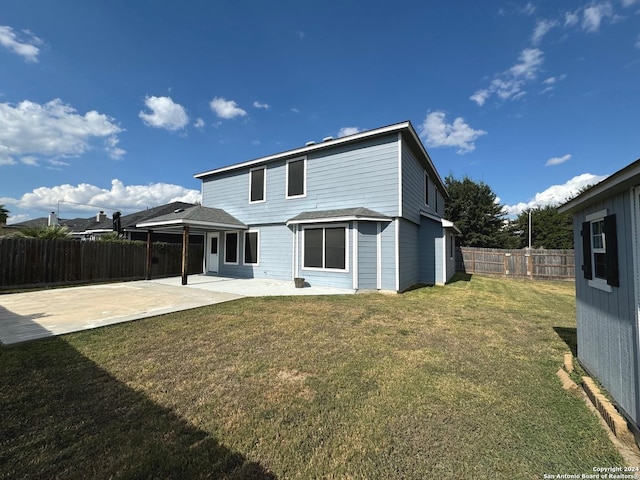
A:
[181,225,189,285]
[146,230,153,280]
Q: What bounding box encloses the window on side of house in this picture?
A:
[224,232,239,264]
[249,166,266,203]
[287,158,306,198]
[303,226,347,270]
[244,231,259,265]
[424,171,430,206]
[581,210,619,291]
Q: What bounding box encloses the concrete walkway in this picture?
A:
[0,275,354,345]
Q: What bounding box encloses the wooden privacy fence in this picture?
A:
[456,247,575,281]
[0,238,204,290]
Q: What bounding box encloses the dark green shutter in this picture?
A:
[604,214,619,287]
[581,221,592,280]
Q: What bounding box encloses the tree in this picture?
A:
[513,206,573,249]
[0,204,9,224]
[444,174,507,248]
[16,225,71,239]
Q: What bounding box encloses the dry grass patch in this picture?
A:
[0,274,626,479]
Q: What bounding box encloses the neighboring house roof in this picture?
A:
[286,207,392,225]
[120,201,196,230]
[9,218,49,228]
[194,120,449,198]
[136,205,247,230]
[559,158,640,214]
[10,215,112,235]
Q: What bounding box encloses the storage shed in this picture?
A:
[559,158,640,442]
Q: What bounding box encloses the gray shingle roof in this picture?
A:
[120,201,196,229]
[136,205,246,229]
[287,207,391,224]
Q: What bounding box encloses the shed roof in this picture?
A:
[136,205,247,230]
[558,158,640,214]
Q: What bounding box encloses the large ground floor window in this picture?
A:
[303,226,347,270]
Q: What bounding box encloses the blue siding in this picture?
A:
[419,216,440,285]
[398,218,419,291]
[445,232,456,283]
[358,222,378,290]
[573,190,639,428]
[402,139,441,224]
[380,221,396,291]
[202,134,400,225]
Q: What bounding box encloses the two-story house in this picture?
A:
[139,121,459,292]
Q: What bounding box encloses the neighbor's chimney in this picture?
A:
[96,211,107,222]
[48,212,58,226]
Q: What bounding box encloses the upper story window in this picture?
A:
[424,172,430,206]
[249,166,266,203]
[581,210,619,292]
[287,157,306,198]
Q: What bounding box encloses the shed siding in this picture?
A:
[445,232,457,283]
[380,221,396,291]
[201,134,399,226]
[573,190,638,427]
[358,222,378,290]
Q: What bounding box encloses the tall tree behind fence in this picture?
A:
[0,238,204,290]
[456,247,575,280]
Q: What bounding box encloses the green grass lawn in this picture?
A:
[0,275,625,479]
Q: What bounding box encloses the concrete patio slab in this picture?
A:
[0,275,354,345]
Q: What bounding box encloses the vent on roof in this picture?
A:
[305,141,316,146]
[174,208,185,213]
[322,136,333,142]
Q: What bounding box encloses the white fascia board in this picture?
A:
[286,215,392,226]
[136,219,247,230]
[194,121,411,179]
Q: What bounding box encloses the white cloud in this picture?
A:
[503,173,608,216]
[337,127,361,137]
[564,11,580,26]
[20,156,38,166]
[0,99,124,165]
[420,111,486,154]
[621,0,639,6]
[471,48,544,105]
[290,107,300,114]
[532,19,558,45]
[194,118,205,129]
[210,97,247,119]
[545,154,572,166]
[139,96,189,131]
[1,179,201,217]
[0,25,42,62]
[253,101,270,110]
[582,2,614,32]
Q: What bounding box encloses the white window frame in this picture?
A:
[223,231,240,265]
[249,166,266,204]
[586,209,611,292]
[243,230,260,265]
[286,157,307,199]
[301,223,349,272]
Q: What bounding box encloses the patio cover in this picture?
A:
[136,205,247,285]
[286,207,391,225]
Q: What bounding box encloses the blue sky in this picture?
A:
[1,0,639,223]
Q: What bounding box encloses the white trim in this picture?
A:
[377,222,382,290]
[136,219,247,230]
[442,233,447,285]
[301,223,350,272]
[586,209,608,222]
[285,156,307,199]
[397,132,403,218]
[286,215,391,226]
[292,224,297,279]
[353,221,359,290]
[223,231,240,265]
[243,229,260,265]
[195,121,412,178]
[395,218,400,292]
[249,166,266,204]
[588,278,613,292]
